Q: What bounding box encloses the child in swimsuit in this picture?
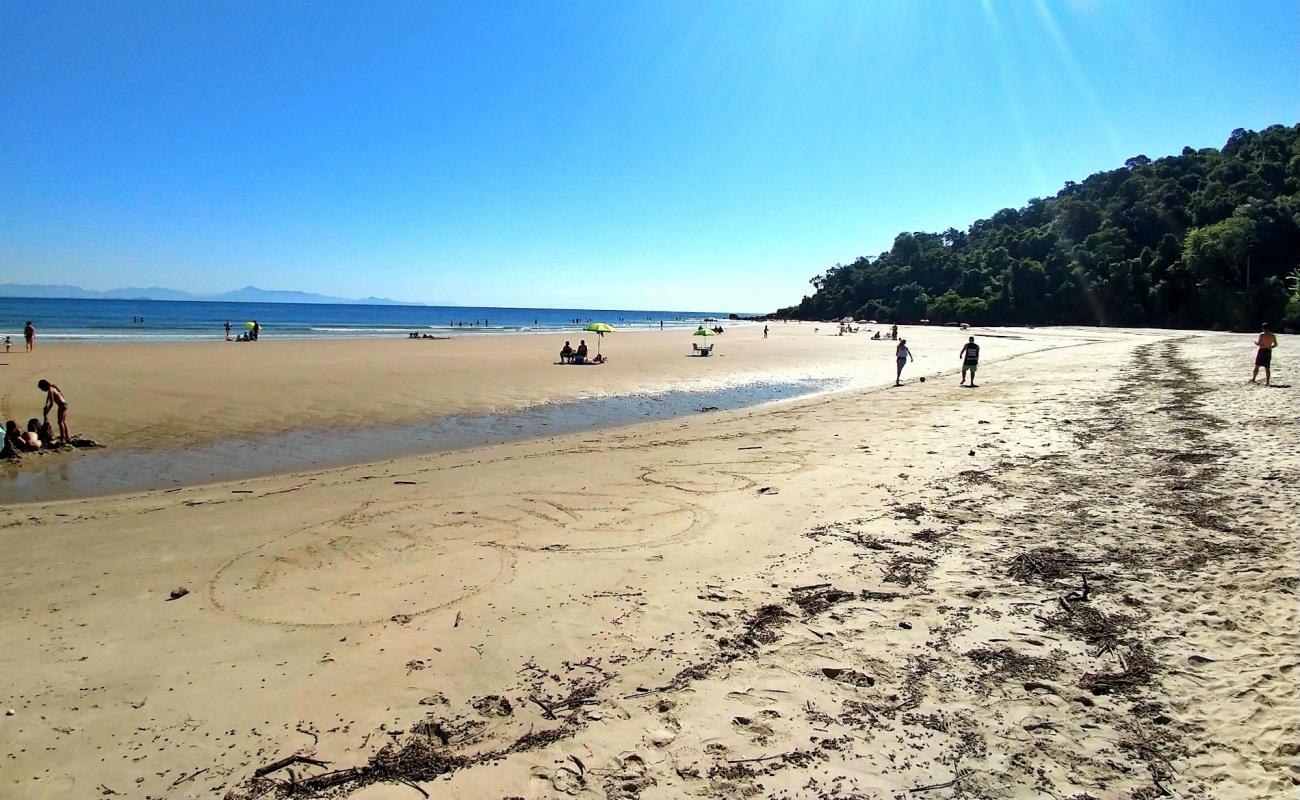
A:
[38,379,70,445]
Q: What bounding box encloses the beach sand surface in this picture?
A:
[2,324,1079,452]
[0,328,1295,799]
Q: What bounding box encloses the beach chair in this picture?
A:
[692,343,715,356]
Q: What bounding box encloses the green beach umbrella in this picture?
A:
[693,326,716,336]
[582,322,616,355]
[244,321,256,329]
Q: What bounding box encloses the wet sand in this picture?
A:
[0,323,1055,499]
[1,323,1006,452]
[0,328,1295,799]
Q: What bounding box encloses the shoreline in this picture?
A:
[0,375,844,503]
[7,319,745,344]
[0,324,1105,502]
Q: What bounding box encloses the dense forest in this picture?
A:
[779,124,1300,331]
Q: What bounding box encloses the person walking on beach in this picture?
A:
[224,321,232,341]
[959,336,980,387]
[763,325,769,339]
[895,339,912,386]
[38,379,69,445]
[1251,323,1278,386]
[24,321,35,352]
[251,320,260,341]
[4,335,10,353]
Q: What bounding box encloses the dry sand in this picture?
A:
[0,327,1296,799]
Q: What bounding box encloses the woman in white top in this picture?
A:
[895,339,912,386]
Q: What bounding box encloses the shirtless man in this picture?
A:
[24,320,35,352]
[38,379,70,444]
[959,336,980,387]
[1251,323,1278,386]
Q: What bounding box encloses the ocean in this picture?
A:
[0,297,739,342]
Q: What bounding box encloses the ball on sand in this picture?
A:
[919,376,926,383]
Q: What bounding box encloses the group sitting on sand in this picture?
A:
[1,379,80,459]
[3,419,56,456]
[559,340,605,365]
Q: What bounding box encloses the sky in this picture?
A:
[2,1,1297,312]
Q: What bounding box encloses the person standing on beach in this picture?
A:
[224,321,232,341]
[252,320,260,341]
[38,379,69,444]
[895,339,912,386]
[763,325,769,339]
[959,336,980,387]
[24,321,35,352]
[1251,323,1278,386]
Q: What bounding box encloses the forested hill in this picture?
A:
[780,124,1300,331]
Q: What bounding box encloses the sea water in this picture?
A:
[0,377,841,502]
[0,297,741,342]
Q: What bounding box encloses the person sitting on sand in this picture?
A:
[5,420,37,453]
[560,341,574,363]
[959,336,980,387]
[38,379,70,445]
[593,353,606,364]
[895,339,912,386]
[11,420,40,451]
[26,419,47,448]
[36,420,56,448]
[1251,323,1278,386]
[575,340,589,364]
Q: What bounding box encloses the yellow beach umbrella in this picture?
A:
[582,322,615,355]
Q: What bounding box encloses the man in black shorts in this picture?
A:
[1252,323,1277,386]
[959,336,980,387]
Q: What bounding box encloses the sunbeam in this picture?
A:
[1031,0,1127,162]
[979,1,1049,188]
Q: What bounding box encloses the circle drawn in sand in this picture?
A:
[208,491,702,625]
[473,493,704,553]
[209,521,512,627]
[639,458,805,495]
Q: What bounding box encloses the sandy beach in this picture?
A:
[1,327,1296,799]
[1,324,1069,452]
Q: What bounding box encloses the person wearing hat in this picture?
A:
[1251,323,1278,386]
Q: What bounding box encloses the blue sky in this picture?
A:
[2,1,1297,311]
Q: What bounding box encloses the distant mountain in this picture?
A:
[102,286,196,301]
[0,283,416,306]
